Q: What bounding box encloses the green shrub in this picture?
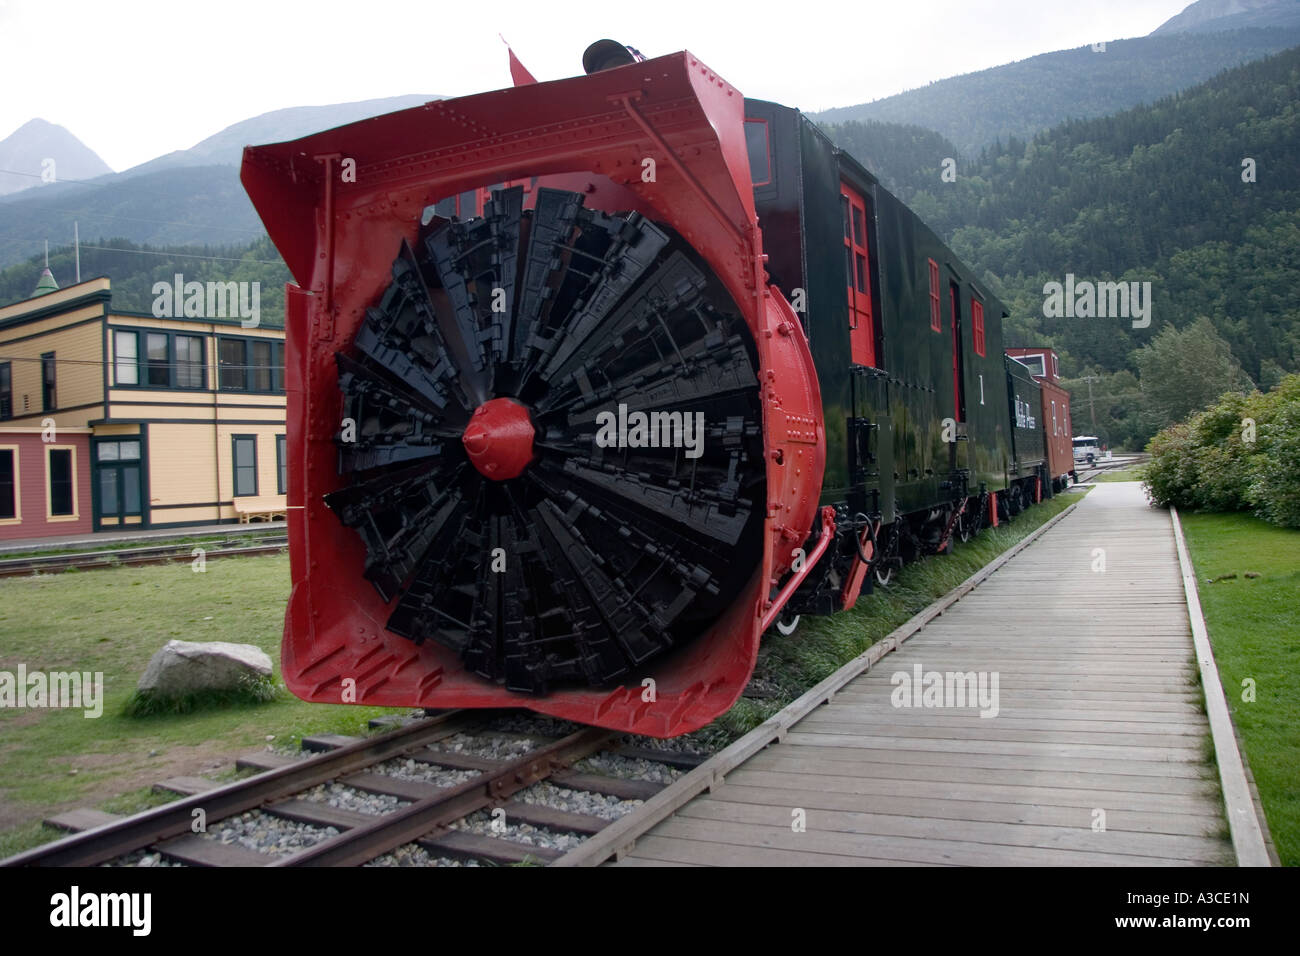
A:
[1144,421,1199,508]
[1249,400,1300,528]
[1144,374,1300,528]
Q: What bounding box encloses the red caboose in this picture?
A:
[1005,347,1075,492]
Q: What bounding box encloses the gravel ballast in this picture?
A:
[200,809,338,855]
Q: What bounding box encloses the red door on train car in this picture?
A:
[840,182,876,367]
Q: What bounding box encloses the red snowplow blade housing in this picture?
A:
[241,51,825,736]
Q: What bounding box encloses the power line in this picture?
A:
[81,244,280,264]
[0,167,111,187]
[66,211,258,234]
[0,235,280,263]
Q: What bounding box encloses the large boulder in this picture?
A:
[138,640,273,696]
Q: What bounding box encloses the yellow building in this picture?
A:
[0,275,286,537]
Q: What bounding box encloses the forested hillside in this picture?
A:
[0,235,291,327]
[827,46,1300,448]
[0,165,264,270]
[814,27,1300,158]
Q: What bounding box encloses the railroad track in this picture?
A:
[1073,455,1147,485]
[0,538,288,578]
[3,711,707,867]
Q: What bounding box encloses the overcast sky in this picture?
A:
[1,0,1193,171]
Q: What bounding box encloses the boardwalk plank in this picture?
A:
[677,798,1229,863]
[616,485,1233,868]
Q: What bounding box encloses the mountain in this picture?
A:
[0,119,113,196]
[119,94,439,178]
[0,95,440,270]
[0,165,266,270]
[1152,0,1300,34]
[812,27,1300,158]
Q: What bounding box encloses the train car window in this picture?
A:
[744,119,771,186]
[928,258,941,332]
[972,299,986,357]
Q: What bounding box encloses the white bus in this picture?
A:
[1072,436,1102,464]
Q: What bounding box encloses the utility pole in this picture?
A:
[1084,375,1097,432]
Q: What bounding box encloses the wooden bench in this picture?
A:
[233,496,287,523]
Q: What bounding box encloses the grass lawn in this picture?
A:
[692,488,1089,748]
[1095,466,1147,482]
[0,553,404,857]
[1180,512,1300,866]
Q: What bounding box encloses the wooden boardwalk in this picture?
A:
[614,483,1235,866]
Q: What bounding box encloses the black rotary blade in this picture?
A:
[325,188,767,694]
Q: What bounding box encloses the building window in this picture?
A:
[176,335,205,388]
[276,434,287,495]
[48,447,74,517]
[232,435,258,497]
[146,333,170,387]
[0,363,11,420]
[219,338,247,390]
[113,331,139,385]
[219,337,282,392]
[97,439,140,462]
[251,340,273,392]
[0,448,16,520]
[41,352,56,411]
[114,329,207,389]
[928,259,941,332]
[972,300,986,357]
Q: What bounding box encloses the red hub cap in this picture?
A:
[462,397,535,480]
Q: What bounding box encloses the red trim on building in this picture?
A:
[0,431,93,541]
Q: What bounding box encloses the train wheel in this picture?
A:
[956,509,972,544]
[874,564,894,588]
[324,187,768,695]
[774,612,801,636]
